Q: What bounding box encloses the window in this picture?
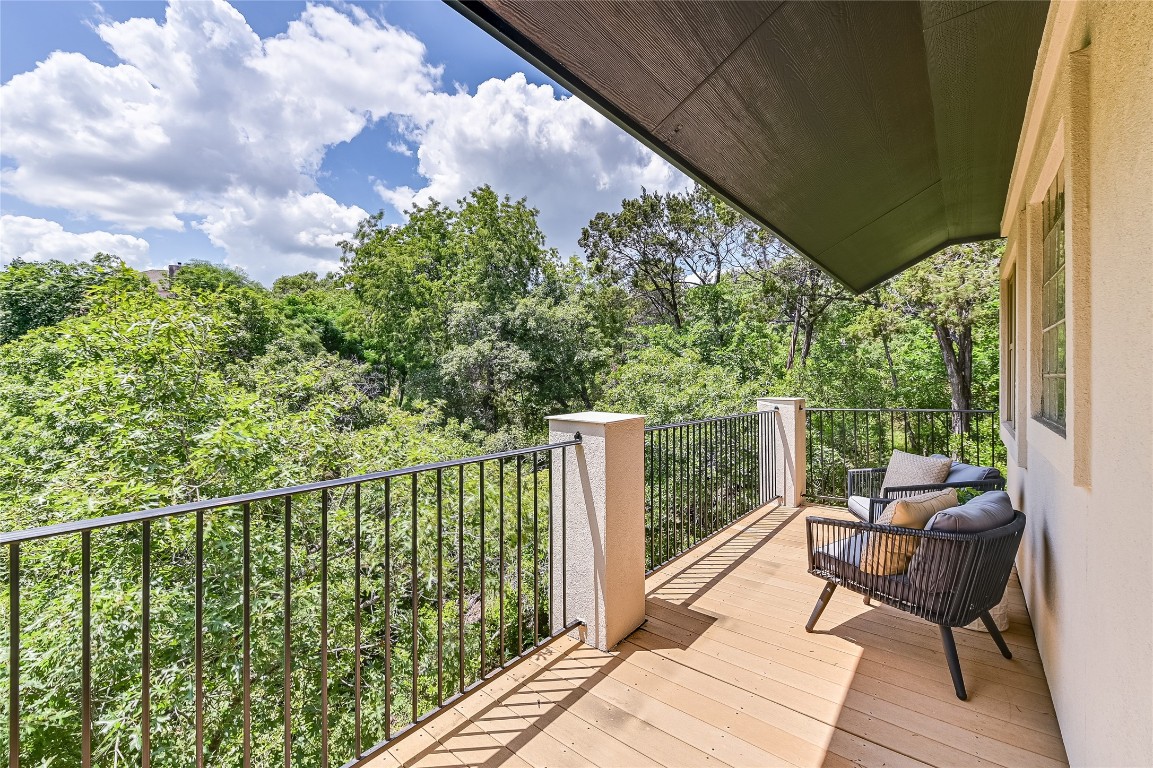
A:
[1005,270,1016,426]
[1040,166,1066,428]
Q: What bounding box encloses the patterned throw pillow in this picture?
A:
[880,450,952,493]
[860,488,959,575]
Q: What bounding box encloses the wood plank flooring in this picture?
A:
[369,504,1067,767]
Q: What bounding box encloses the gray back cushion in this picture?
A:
[907,491,1016,592]
[930,454,1003,483]
[925,491,1015,533]
[947,462,1003,483]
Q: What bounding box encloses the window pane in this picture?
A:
[1056,322,1066,373]
[1056,268,1066,319]
[1040,161,1067,427]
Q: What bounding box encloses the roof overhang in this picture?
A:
[450,0,1048,293]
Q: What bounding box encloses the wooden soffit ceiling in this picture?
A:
[450,0,1049,293]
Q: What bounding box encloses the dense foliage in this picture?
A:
[0,184,1000,765]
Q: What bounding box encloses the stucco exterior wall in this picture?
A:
[999,3,1153,765]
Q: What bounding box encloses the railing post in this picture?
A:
[548,412,646,651]
[759,398,806,507]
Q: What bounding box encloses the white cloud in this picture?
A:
[380,74,689,254]
[0,1,438,278]
[195,190,364,283]
[1,1,689,281]
[0,215,151,266]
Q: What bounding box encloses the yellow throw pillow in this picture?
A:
[860,489,959,576]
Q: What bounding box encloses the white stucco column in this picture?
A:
[758,398,806,507]
[547,412,646,651]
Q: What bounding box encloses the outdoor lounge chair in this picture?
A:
[847,455,1006,523]
[804,496,1025,700]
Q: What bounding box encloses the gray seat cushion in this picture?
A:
[847,495,873,522]
[812,533,949,614]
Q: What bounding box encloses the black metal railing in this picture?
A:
[644,411,777,572]
[805,408,1006,504]
[1,439,580,768]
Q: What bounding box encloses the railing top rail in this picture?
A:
[644,411,763,433]
[805,407,996,414]
[0,436,582,546]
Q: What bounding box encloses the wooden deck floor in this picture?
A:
[370,505,1067,768]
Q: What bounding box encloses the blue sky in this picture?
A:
[0,1,686,283]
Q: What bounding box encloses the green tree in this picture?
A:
[580,185,760,329]
[342,187,585,426]
[0,253,142,342]
[883,241,1002,429]
[746,251,849,371]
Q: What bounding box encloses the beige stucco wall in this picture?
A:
[999,2,1153,765]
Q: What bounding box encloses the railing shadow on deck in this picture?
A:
[646,503,803,608]
[389,503,801,766]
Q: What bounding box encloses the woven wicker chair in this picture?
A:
[804,511,1025,700]
[846,465,1007,523]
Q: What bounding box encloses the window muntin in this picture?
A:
[1040,166,1066,428]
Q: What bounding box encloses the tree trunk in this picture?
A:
[881,336,899,390]
[933,324,973,433]
[801,322,815,367]
[786,304,802,371]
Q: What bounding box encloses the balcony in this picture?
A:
[374,503,1065,768]
[2,405,1065,767]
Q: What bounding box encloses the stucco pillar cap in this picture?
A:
[547,412,645,425]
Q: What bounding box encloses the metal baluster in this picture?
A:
[478,463,486,676]
[547,451,555,634]
[320,490,329,767]
[658,429,665,565]
[436,468,444,706]
[384,479,391,740]
[457,465,465,693]
[646,434,653,570]
[353,487,361,758]
[411,473,419,724]
[700,422,706,539]
[673,426,680,554]
[243,504,252,768]
[708,421,715,532]
[678,425,685,554]
[81,532,91,768]
[561,448,567,628]
[703,421,710,536]
[283,497,291,768]
[532,452,540,644]
[141,521,152,768]
[516,455,523,656]
[805,411,812,499]
[195,508,204,768]
[721,419,727,525]
[498,458,506,667]
[708,421,716,532]
[691,423,696,546]
[8,542,19,768]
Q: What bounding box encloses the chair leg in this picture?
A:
[863,595,871,606]
[980,611,1013,659]
[938,625,967,700]
[805,583,837,633]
